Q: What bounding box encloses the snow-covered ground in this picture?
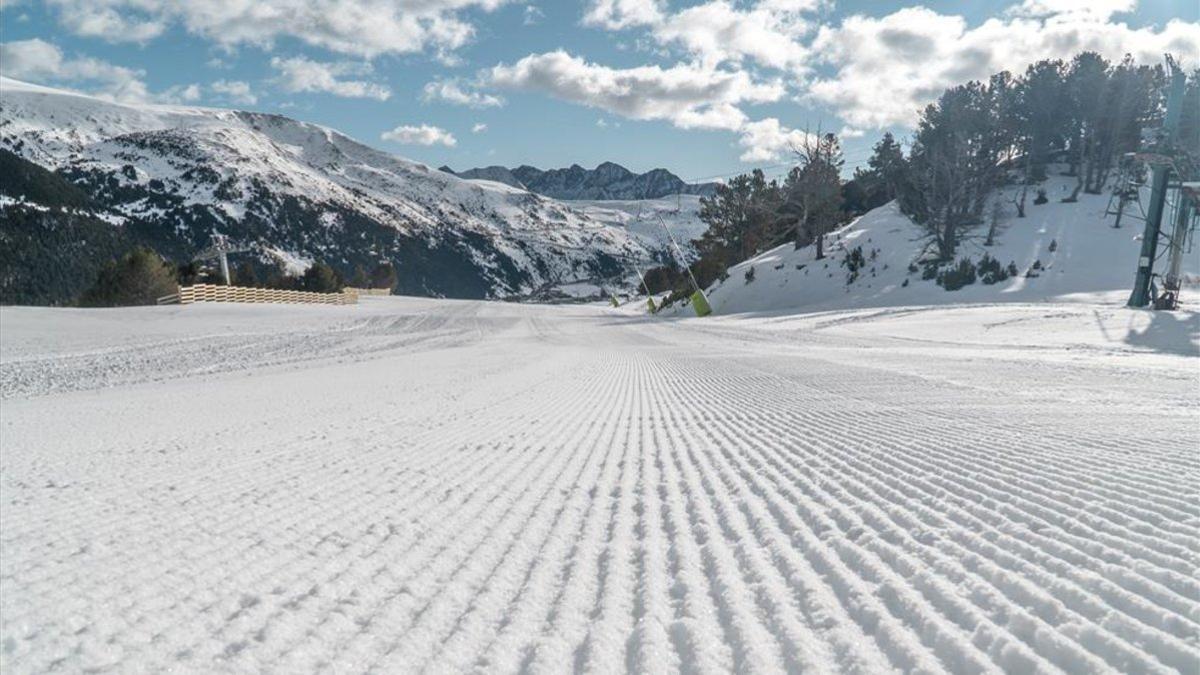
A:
[665,174,1199,317]
[1,296,1196,673]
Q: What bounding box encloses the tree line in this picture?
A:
[645,51,1199,301]
[78,250,398,307]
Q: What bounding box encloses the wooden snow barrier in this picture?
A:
[341,287,392,296]
[157,283,357,306]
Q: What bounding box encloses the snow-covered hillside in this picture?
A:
[569,194,707,257]
[665,174,1198,316]
[0,78,670,299]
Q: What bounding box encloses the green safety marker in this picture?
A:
[690,290,712,317]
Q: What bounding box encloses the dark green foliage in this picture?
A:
[234,260,260,287]
[369,261,398,290]
[782,133,844,260]
[300,261,343,293]
[977,253,1011,285]
[0,206,133,305]
[841,245,866,284]
[936,258,977,291]
[0,149,94,210]
[641,265,683,294]
[78,247,178,307]
[693,170,783,270]
[1033,189,1048,205]
[744,266,756,284]
[1048,238,1058,252]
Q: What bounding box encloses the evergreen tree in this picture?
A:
[781,132,844,260]
[866,132,908,203]
[300,261,343,293]
[78,247,178,307]
[369,261,398,290]
[693,170,782,268]
[234,260,260,287]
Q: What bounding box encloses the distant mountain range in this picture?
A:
[440,162,718,200]
[0,78,687,305]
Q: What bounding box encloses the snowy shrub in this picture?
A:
[841,246,865,274]
[978,254,1009,285]
[1034,189,1048,205]
[1048,238,1058,252]
[937,258,977,291]
[744,266,756,284]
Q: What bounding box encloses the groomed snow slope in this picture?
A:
[1,297,1196,673]
[667,174,1199,316]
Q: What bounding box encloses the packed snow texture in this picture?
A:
[1,296,1196,673]
[667,174,1199,317]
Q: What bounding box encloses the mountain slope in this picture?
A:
[445,161,717,200]
[0,78,663,303]
[662,173,1199,316]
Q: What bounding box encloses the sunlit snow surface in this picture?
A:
[1,295,1196,673]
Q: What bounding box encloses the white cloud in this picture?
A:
[1006,0,1135,21]
[381,124,457,147]
[489,50,782,131]
[160,82,201,103]
[0,38,151,101]
[653,0,814,70]
[270,56,390,100]
[523,4,544,25]
[422,79,504,108]
[210,79,257,105]
[471,123,488,133]
[736,117,814,162]
[42,0,511,58]
[582,0,663,30]
[807,5,1200,130]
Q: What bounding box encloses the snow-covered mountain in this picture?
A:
[443,162,717,200]
[0,78,678,301]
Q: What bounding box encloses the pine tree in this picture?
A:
[369,261,398,290]
[781,132,844,260]
[78,247,178,307]
[300,261,343,293]
[693,170,782,268]
[866,132,907,203]
[235,260,260,287]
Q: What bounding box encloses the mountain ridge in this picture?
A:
[0,77,673,304]
[442,161,717,200]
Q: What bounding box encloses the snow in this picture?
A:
[664,174,1199,317]
[569,195,708,258]
[1,296,1196,673]
[0,77,676,296]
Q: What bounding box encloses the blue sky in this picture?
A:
[1,0,1197,182]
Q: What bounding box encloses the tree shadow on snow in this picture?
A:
[1124,310,1200,357]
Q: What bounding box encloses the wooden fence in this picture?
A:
[341,287,392,296]
[157,284,357,306]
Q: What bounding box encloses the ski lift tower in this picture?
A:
[1128,55,1189,308]
[193,233,250,285]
